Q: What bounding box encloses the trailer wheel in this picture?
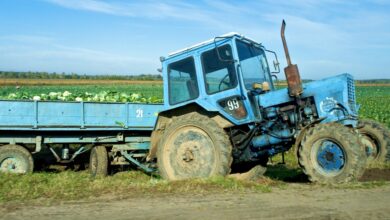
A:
[358,119,390,162]
[157,112,232,180]
[298,123,366,183]
[0,144,34,174]
[89,145,108,177]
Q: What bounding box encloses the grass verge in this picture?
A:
[0,171,272,203]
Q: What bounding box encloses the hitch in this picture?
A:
[281,20,303,97]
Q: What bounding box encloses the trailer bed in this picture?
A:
[0,100,164,131]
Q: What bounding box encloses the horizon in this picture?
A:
[0,0,389,80]
[2,70,390,82]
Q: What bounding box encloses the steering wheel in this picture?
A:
[218,73,230,91]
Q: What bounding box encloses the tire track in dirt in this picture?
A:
[1,184,390,220]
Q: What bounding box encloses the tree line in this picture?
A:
[0,71,162,81]
[0,71,388,83]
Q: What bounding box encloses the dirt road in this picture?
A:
[1,183,390,220]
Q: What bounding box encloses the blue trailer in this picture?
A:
[0,101,163,174]
[1,21,389,183]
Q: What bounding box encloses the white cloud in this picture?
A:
[45,0,221,25]
[45,0,131,16]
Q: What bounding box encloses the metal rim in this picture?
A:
[162,125,217,179]
[360,133,379,159]
[311,139,346,177]
[0,156,28,174]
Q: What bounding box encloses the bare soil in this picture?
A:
[1,168,390,220]
[1,184,390,220]
[360,168,390,182]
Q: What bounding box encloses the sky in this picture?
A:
[0,0,389,79]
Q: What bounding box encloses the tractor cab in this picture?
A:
[160,33,279,125]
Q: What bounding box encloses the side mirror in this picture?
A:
[215,46,234,63]
[213,37,235,63]
[264,49,280,74]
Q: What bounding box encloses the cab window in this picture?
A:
[168,57,199,105]
[236,40,270,90]
[202,44,237,94]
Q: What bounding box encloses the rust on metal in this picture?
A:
[284,64,303,97]
[281,20,303,97]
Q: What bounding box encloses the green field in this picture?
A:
[0,84,388,127]
[356,86,390,127]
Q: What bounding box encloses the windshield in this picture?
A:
[236,40,272,90]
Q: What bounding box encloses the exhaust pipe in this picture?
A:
[281,20,303,97]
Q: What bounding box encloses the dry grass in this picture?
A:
[0,171,272,203]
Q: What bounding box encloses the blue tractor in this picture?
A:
[147,20,389,183]
[1,21,389,184]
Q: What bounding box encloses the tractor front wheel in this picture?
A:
[157,113,232,180]
[298,123,366,183]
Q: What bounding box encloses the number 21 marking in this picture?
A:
[136,109,143,118]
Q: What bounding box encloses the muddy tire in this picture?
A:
[157,112,232,180]
[298,123,366,183]
[0,144,34,174]
[89,145,108,177]
[358,119,390,162]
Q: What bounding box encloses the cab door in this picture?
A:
[234,39,275,122]
[198,42,252,124]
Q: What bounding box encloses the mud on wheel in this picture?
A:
[89,145,109,177]
[157,112,232,180]
[0,144,34,174]
[358,119,390,162]
[298,123,366,183]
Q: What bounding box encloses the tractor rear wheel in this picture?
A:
[358,119,390,162]
[298,123,366,183]
[157,112,232,180]
[89,145,108,177]
[0,144,34,174]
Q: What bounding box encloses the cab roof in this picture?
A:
[166,32,261,59]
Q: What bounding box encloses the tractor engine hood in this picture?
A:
[259,73,358,125]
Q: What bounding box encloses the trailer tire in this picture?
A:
[0,144,34,174]
[157,112,232,180]
[298,123,366,183]
[89,145,108,177]
[358,119,390,162]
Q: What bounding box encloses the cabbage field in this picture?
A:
[0,84,389,127]
[0,84,163,103]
